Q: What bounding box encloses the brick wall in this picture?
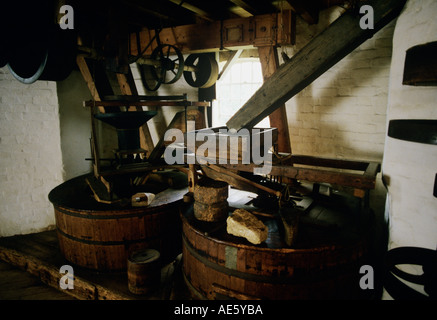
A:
[0,67,64,237]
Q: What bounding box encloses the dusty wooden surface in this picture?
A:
[0,260,75,300]
[0,230,192,300]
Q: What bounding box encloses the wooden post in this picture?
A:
[258,46,291,153]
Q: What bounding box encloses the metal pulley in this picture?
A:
[137,45,218,90]
[3,2,76,84]
[183,53,218,89]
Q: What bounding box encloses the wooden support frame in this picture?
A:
[129,10,295,56]
[215,154,381,198]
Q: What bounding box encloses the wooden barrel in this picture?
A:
[128,249,161,295]
[182,188,373,300]
[48,174,186,271]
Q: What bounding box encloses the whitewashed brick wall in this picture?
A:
[0,67,64,237]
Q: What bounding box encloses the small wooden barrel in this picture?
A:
[182,189,373,300]
[193,178,229,221]
[48,174,186,271]
[128,249,161,295]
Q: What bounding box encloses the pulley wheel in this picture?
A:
[150,44,184,85]
[183,54,218,88]
[7,24,76,84]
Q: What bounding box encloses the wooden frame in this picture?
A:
[129,10,295,56]
[215,154,380,198]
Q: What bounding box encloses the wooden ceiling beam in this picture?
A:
[123,0,197,28]
[229,0,278,16]
[286,0,320,24]
[168,0,216,22]
[129,11,295,56]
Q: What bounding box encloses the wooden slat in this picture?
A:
[76,56,104,112]
[83,100,211,107]
[226,0,407,131]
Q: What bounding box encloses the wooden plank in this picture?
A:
[218,49,243,80]
[0,261,75,300]
[226,0,407,131]
[204,164,281,197]
[0,246,130,300]
[83,100,211,107]
[364,162,381,177]
[287,154,372,171]
[129,11,295,56]
[76,55,104,112]
[258,46,291,153]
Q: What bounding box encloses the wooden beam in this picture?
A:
[220,162,378,190]
[226,0,407,131]
[258,46,291,153]
[168,0,215,22]
[76,56,103,111]
[129,11,294,55]
[217,49,243,80]
[76,55,104,177]
[83,100,210,108]
[229,0,278,16]
[286,0,320,24]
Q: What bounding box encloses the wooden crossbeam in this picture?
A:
[129,11,295,56]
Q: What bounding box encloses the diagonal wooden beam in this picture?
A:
[226,0,407,131]
[217,49,243,80]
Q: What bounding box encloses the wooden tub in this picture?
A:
[181,188,374,300]
[49,174,186,271]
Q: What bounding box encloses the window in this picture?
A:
[213,58,270,128]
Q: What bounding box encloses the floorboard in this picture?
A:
[0,230,193,300]
[0,261,75,300]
